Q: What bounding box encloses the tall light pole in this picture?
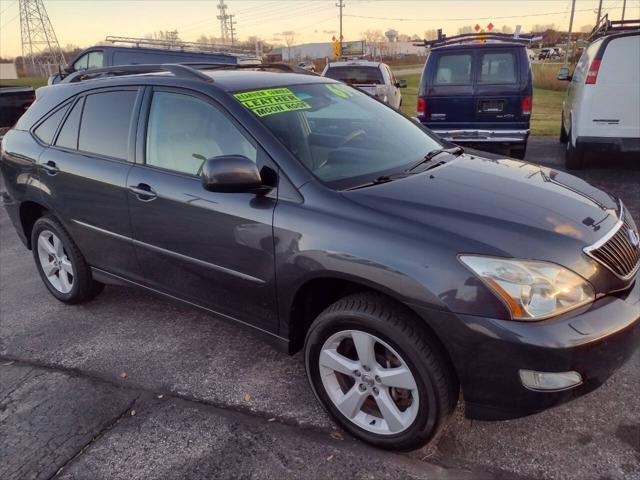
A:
[565,0,576,65]
[336,1,345,57]
[621,0,627,21]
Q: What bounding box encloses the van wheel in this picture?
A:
[31,214,104,304]
[565,129,584,169]
[509,145,527,160]
[304,293,456,451]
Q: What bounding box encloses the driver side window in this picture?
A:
[145,91,256,176]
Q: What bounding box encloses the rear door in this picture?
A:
[422,51,475,125]
[37,87,141,278]
[472,48,526,129]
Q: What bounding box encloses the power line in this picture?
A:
[342,6,628,22]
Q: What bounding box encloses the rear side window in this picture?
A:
[55,98,84,149]
[324,66,384,85]
[434,54,472,85]
[34,104,69,144]
[78,91,137,160]
[479,52,517,84]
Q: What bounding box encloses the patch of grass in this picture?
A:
[396,73,564,136]
[0,77,48,88]
[531,63,570,91]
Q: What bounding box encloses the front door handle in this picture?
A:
[128,183,157,201]
[41,161,59,175]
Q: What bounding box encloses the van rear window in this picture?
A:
[434,54,472,85]
[324,66,384,85]
[479,52,517,84]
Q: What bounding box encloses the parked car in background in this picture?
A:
[417,34,533,159]
[321,60,406,109]
[298,61,316,72]
[49,39,260,84]
[558,29,640,168]
[538,47,562,60]
[2,62,639,452]
[0,85,35,128]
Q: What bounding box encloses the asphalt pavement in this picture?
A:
[1,137,639,480]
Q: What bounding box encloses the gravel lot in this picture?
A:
[1,137,639,480]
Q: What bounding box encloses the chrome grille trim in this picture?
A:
[584,202,640,280]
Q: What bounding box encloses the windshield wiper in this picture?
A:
[405,146,464,172]
[344,172,411,191]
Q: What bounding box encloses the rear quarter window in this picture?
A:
[33,104,69,144]
[478,52,517,84]
[433,54,472,85]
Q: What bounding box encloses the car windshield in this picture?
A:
[232,83,443,190]
[324,66,384,85]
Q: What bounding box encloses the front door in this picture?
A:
[127,88,278,332]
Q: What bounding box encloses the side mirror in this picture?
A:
[201,155,272,195]
[396,79,408,88]
[557,67,572,81]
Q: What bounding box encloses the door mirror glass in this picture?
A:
[396,79,408,88]
[557,67,572,81]
[202,155,271,195]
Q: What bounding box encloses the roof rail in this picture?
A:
[180,62,319,76]
[589,14,640,40]
[61,63,215,84]
[104,35,255,56]
[414,31,541,48]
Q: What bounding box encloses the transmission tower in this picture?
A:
[217,0,230,44]
[19,0,65,77]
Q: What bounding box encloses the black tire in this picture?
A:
[559,117,568,144]
[304,293,456,451]
[31,214,104,304]
[509,145,527,160]
[565,128,584,169]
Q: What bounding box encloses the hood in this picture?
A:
[345,155,620,272]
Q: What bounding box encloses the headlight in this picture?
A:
[459,256,595,320]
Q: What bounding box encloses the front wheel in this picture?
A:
[304,293,456,451]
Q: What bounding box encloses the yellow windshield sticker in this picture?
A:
[325,84,355,98]
[234,88,311,117]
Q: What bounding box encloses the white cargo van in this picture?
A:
[558,30,640,168]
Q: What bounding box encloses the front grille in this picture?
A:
[585,206,640,279]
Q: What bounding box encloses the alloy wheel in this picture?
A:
[36,230,74,294]
[318,329,419,435]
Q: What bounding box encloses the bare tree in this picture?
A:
[457,25,475,34]
[500,25,514,34]
[282,31,296,61]
[423,29,438,40]
[580,24,594,33]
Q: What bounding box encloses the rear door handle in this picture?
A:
[128,183,157,201]
[41,161,59,175]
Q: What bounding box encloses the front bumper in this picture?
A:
[430,128,529,145]
[413,277,640,420]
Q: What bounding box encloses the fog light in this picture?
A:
[519,370,582,392]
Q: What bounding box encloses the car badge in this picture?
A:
[628,229,640,248]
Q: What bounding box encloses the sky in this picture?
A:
[1,0,639,58]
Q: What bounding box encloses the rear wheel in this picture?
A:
[509,144,527,160]
[31,214,104,304]
[565,128,584,169]
[304,293,456,451]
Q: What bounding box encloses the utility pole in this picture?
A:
[596,0,603,25]
[621,0,627,21]
[565,0,576,65]
[336,1,345,57]
[229,14,236,45]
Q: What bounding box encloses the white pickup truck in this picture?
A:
[321,60,406,109]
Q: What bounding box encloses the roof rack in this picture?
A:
[60,62,318,84]
[414,31,541,48]
[62,64,214,84]
[589,14,640,40]
[104,35,255,56]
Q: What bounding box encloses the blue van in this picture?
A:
[416,34,534,159]
[50,43,258,84]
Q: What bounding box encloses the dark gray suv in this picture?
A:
[1,64,639,451]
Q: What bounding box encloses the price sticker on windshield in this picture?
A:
[234,88,311,117]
